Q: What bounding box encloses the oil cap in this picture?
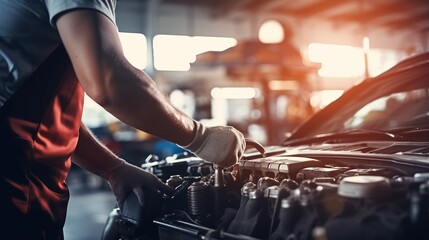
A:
[338,175,390,199]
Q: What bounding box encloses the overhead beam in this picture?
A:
[329,0,428,24]
[211,0,257,17]
[284,0,350,17]
[385,10,429,30]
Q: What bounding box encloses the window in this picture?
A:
[118,32,147,70]
[344,89,429,130]
[308,43,365,78]
[153,35,237,71]
[308,42,406,78]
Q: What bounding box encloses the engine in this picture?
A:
[101,149,429,240]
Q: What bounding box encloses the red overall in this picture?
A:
[0,45,84,239]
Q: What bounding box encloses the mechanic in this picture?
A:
[0,1,246,239]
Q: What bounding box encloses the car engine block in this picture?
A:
[101,150,429,240]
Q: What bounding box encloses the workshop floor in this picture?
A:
[64,172,117,240]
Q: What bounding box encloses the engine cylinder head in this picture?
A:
[338,175,390,199]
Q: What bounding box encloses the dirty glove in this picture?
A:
[105,160,173,209]
[181,120,246,168]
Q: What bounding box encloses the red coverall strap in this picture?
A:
[0,45,84,239]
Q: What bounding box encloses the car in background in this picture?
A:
[102,52,429,240]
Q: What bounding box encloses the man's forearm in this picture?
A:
[73,123,125,180]
[101,63,195,146]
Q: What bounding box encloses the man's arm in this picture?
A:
[73,123,172,207]
[58,9,246,206]
[57,9,245,169]
[56,9,194,146]
[73,123,123,179]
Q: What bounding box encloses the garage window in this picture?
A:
[153,35,237,71]
[118,32,147,70]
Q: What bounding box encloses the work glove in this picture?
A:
[105,160,173,209]
[181,120,246,168]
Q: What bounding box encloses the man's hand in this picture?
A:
[106,161,173,209]
[74,124,173,210]
[181,121,246,168]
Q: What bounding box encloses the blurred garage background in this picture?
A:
[64,0,429,239]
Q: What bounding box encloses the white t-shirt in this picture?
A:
[0,0,117,107]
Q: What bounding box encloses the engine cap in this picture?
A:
[241,182,257,196]
[264,185,280,199]
[257,177,279,190]
[338,175,390,199]
[249,189,264,199]
[414,172,429,182]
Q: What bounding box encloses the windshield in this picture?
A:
[343,88,429,131]
[292,60,429,139]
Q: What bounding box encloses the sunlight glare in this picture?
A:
[258,20,284,44]
[310,90,344,109]
[211,87,258,99]
[308,43,365,78]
